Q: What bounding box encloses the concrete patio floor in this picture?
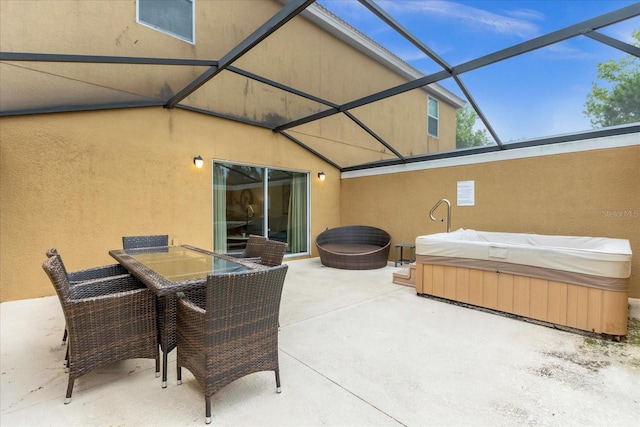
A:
[2,257,639,426]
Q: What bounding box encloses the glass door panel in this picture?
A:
[213,162,309,256]
[213,163,264,253]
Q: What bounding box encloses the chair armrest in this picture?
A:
[66,287,157,340]
[176,289,206,314]
[68,264,128,283]
[69,274,145,300]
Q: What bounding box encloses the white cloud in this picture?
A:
[504,8,545,22]
[378,0,541,39]
[536,43,598,60]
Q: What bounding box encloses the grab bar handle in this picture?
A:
[429,199,451,233]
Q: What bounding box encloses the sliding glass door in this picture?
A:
[213,162,309,256]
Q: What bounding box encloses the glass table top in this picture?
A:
[124,246,249,283]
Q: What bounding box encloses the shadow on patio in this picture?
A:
[2,258,639,426]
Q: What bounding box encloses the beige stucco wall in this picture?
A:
[340,145,640,298]
[0,108,339,302]
[0,0,459,167]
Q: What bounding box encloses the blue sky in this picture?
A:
[317,0,639,142]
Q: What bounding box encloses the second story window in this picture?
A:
[428,96,439,137]
[137,0,195,44]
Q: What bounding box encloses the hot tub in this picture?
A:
[414,229,632,337]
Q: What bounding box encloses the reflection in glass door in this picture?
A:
[213,162,308,256]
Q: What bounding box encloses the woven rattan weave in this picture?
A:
[316,225,391,270]
[46,248,129,347]
[176,264,289,424]
[42,255,159,404]
[122,234,169,249]
[122,235,173,387]
[226,234,267,263]
[259,240,287,266]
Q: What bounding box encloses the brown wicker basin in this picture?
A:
[315,226,391,270]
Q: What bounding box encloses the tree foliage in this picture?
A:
[456,105,492,149]
[584,29,640,128]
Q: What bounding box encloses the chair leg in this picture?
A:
[64,378,74,404]
[160,297,169,388]
[155,348,160,378]
[205,397,212,424]
[64,345,69,372]
[162,350,168,388]
[177,365,182,385]
[275,369,281,393]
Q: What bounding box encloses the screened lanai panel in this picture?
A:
[194,0,292,59]
[326,1,637,70]
[179,69,332,127]
[349,86,462,158]
[458,34,638,143]
[317,0,639,150]
[0,0,279,60]
[0,63,148,112]
[316,0,450,78]
[288,112,398,167]
[597,16,640,41]
[0,61,208,113]
[233,6,424,106]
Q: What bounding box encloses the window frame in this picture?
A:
[427,96,439,138]
[136,0,195,44]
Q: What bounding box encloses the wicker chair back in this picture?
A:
[260,240,287,266]
[122,234,169,249]
[244,234,268,257]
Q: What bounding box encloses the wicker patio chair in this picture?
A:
[46,248,130,361]
[259,240,287,266]
[175,264,289,424]
[42,254,159,404]
[122,234,173,387]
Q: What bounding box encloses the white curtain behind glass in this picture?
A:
[287,173,307,253]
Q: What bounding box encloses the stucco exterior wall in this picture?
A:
[0,0,456,166]
[0,0,459,166]
[0,108,339,302]
[340,145,640,298]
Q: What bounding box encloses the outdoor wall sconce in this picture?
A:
[193,156,204,169]
[318,171,326,181]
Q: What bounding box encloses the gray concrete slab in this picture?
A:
[2,258,639,426]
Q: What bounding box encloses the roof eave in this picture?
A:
[295,2,466,109]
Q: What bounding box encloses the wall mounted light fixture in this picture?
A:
[318,171,326,181]
[193,156,204,169]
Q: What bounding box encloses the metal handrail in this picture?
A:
[429,199,451,232]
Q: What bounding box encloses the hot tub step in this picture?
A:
[393,262,416,288]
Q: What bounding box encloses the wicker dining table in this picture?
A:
[109,245,262,387]
[109,245,261,295]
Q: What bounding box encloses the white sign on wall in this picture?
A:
[457,180,475,206]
